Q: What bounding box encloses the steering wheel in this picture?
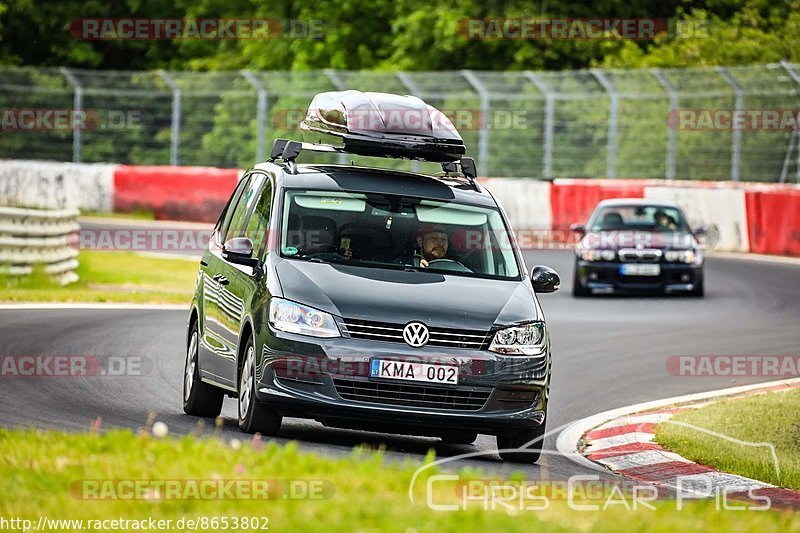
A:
[425,258,473,273]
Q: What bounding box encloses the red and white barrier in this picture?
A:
[113,165,241,222]
[1,160,799,256]
[745,188,800,256]
[644,186,750,252]
[549,179,648,234]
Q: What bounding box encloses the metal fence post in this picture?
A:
[241,70,268,163]
[779,61,800,183]
[524,71,553,179]
[160,71,181,166]
[59,68,83,163]
[395,72,423,173]
[651,68,678,181]
[323,69,349,164]
[590,69,618,179]
[716,67,743,181]
[460,70,489,177]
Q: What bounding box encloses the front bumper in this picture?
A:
[253,329,549,436]
[575,260,703,294]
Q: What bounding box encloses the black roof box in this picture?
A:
[299,90,466,162]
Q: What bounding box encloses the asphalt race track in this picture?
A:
[2,250,799,481]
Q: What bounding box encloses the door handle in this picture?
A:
[217,276,229,286]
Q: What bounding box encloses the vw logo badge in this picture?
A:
[402,322,429,347]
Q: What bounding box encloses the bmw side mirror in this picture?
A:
[223,237,259,268]
[569,223,586,237]
[531,265,560,294]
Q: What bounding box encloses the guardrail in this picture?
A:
[0,206,80,285]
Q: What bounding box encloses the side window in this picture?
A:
[225,173,265,243]
[217,174,252,245]
[244,177,273,258]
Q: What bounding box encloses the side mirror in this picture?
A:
[223,237,259,268]
[694,226,708,237]
[569,223,586,236]
[531,265,560,294]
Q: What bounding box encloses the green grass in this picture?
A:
[1,428,799,531]
[0,251,198,304]
[80,209,156,221]
[656,389,800,489]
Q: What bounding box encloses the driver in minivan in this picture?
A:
[416,224,449,267]
[400,223,471,273]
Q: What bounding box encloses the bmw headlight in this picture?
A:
[489,322,546,356]
[269,298,341,338]
[664,249,702,264]
[580,249,616,262]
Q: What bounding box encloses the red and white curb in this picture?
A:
[557,379,800,508]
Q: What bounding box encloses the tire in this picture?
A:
[689,279,705,297]
[572,271,590,297]
[440,431,478,445]
[238,335,282,436]
[496,422,546,463]
[183,321,224,418]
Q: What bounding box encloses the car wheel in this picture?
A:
[440,431,478,445]
[183,321,224,418]
[572,266,590,297]
[496,422,546,463]
[689,279,705,297]
[238,335,282,436]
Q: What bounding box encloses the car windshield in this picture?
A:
[279,189,520,280]
[588,205,688,232]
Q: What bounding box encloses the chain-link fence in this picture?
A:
[1,64,799,181]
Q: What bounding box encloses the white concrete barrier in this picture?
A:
[644,186,750,252]
[482,178,552,230]
[0,206,80,284]
[0,160,116,211]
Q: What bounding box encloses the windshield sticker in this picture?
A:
[283,246,298,256]
[321,198,342,205]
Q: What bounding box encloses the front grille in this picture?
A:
[333,378,491,411]
[341,318,491,349]
[619,248,663,263]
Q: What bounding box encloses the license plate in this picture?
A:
[620,264,661,276]
[370,359,458,385]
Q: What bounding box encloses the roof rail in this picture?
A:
[268,138,481,190]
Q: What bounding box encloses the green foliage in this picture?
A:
[2,427,800,531]
[1,0,798,71]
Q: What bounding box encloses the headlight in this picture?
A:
[580,249,616,262]
[664,249,701,264]
[269,298,341,338]
[489,322,546,356]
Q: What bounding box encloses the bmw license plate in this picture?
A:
[620,264,661,276]
[370,359,458,385]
